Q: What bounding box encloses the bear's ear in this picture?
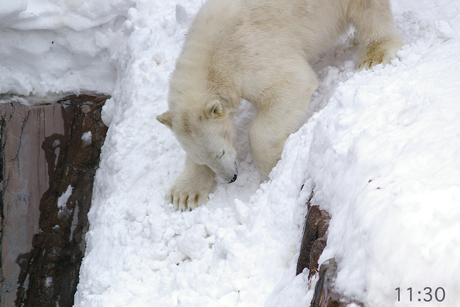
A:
[157,112,173,128]
[205,100,225,119]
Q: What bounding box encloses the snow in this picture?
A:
[57,185,73,210]
[82,131,93,146]
[1,0,460,306]
[0,0,133,98]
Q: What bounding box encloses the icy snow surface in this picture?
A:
[1,0,460,306]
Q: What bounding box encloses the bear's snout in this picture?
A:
[228,173,237,184]
[221,160,238,184]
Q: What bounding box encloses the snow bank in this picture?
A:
[0,0,134,99]
[307,31,460,307]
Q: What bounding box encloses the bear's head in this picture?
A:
[157,99,238,183]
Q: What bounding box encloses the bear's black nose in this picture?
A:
[228,174,237,183]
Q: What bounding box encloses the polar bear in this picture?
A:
[157,0,402,210]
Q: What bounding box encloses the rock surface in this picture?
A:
[0,95,108,307]
[296,192,331,277]
[297,192,364,307]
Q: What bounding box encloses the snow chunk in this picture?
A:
[435,20,455,40]
[81,131,92,146]
[57,185,73,210]
[101,97,115,126]
[176,225,209,260]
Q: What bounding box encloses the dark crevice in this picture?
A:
[0,116,6,288]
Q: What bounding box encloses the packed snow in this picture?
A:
[57,185,73,210]
[82,131,93,146]
[0,0,134,99]
[1,0,460,306]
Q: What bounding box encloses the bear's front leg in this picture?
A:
[167,155,215,211]
[248,60,318,176]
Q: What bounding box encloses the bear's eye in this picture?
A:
[216,150,225,160]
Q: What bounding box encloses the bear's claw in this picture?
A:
[169,190,209,211]
[169,191,208,211]
[358,37,403,70]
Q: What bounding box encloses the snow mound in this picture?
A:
[0,0,135,99]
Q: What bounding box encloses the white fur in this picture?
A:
[157,0,403,210]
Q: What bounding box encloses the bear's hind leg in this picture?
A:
[248,62,318,176]
[348,0,403,69]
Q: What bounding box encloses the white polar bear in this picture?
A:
[157,0,402,210]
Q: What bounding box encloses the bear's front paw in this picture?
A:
[166,157,215,211]
[167,172,214,211]
[358,38,403,70]
[167,186,210,211]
